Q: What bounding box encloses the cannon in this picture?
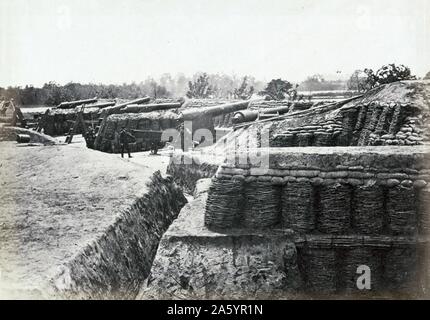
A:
[120,102,182,114]
[102,97,151,116]
[57,97,98,109]
[180,100,252,120]
[16,134,31,143]
[94,96,151,149]
[262,105,291,115]
[231,102,319,124]
[232,110,259,124]
[89,101,116,109]
[232,105,291,124]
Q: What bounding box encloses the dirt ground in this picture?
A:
[0,135,170,298]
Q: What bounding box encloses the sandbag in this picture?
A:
[242,181,281,228]
[205,178,243,229]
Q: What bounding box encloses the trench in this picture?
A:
[50,171,188,299]
[48,155,219,299]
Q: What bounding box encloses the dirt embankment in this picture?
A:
[52,171,187,299]
[0,141,186,299]
[0,125,58,144]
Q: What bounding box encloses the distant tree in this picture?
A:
[374,63,416,85]
[259,79,293,100]
[347,70,373,92]
[300,74,325,91]
[361,68,379,91]
[155,85,169,98]
[149,79,170,99]
[299,74,346,91]
[2,73,270,105]
[186,73,214,98]
[423,71,430,80]
[42,82,64,105]
[175,73,189,97]
[351,64,417,92]
[159,73,175,96]
[233,76,254,100]
[20,85,39,105]
[209,73,235,99]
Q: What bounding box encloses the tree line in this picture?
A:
[1,65,426,106]
[0,72,345,106]
[0,73,266,106]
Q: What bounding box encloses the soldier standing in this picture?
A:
[85,127,96,149]
[119,126,135,158]
[65,128,74,144]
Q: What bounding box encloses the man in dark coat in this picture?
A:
[119,126,135,158]
[84,127,96,149]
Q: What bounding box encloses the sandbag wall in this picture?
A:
[40,107,102,136]
[271,102,427,147]
[96,111,182,153]
[353,102,423,146]
[204,147,430,296]
[271,120,344,147]
[95,99,241,153]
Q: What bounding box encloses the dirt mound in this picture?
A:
[0,141,185,299]
[0,125,58,144]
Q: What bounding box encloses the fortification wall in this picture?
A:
[270,81,430,147]
[40,107,102,136]
[202,146,430,295]
[96,111,182,153]
[271,102,426,147]
[138,180,300,300]
[95,99,240,153]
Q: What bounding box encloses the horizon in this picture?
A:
[0,71,351,89]
[1,0,429,87]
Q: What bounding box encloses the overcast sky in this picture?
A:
[1,0,429,87]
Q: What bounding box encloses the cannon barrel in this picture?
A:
[120,102,182,114]
[232,103,313,124]
[89,101,117,109]
[57,97,98,109]
[289,101,314,112]
[262,105,291,115]
[16,134,31,143]
[232,109,259,124]
[180,100,252,120]
[102,97,151,116]
[232,105,290,124]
